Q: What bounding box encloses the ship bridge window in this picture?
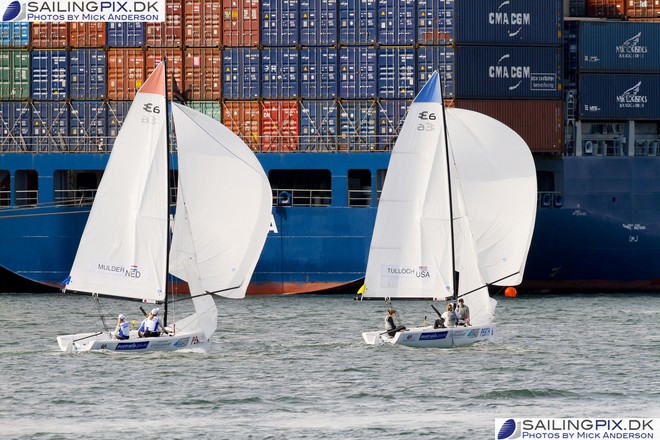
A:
[15,170,37,206]
[376,169,387,205]
[54,170,102,206]
[269,169,331,207]
[0,171,9,206]
[348,169,371,207]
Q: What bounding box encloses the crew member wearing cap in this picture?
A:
[138,308,162,338]
[112,314,131,340]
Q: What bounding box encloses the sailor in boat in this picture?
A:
[384,309,406,337]
[111,314,130,340]
[441,304,458,328]
[456,298,470,326]
[138,308,162,338]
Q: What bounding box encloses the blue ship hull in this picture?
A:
[2,152,660,293]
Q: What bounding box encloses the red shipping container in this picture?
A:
[261,101,299,152]
[222,101,261,151]
[626,0,660,17]
[451,100,564,153]
[146,0,184,47]
[107,49,146,100]
[31,23,68,48]
[185,0,222,47]
[184,48,222,100]
[223,0,259,47]
[586,0,625,17]
[69,23,107,48]
[146,48,184,100]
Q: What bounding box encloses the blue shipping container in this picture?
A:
[223,48,260,99]
[563,19,579,90]
[30,102,69,151]
[31,50,68,101]
[107,23,145,47]
[579,73,660,120]
[299,100,338,150]
[262,48,299,99]
[339,0,377,44]
[338,100,377,150]
[0,23,29,47]
[454,46,562,99]
[378,99,411,149]
[108,101,131,139]
[0,102,30,149]
[579,21,660,72]
[417,46,454,98]
[70,49,107,100]
[262,0,300,46]
[70,102,108,151]
[417,0,453,45]
[339,47,377,99]
[377,0,414,45]
[300,0,337,45]
[300,47,337,99]
[378,48,415,99]
[454,0,563,46]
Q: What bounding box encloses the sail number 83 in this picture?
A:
[417,111,437,131]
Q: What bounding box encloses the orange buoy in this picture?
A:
[504,287,517,298]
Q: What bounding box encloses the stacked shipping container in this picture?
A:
[0,0,569,153]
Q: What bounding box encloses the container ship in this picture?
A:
[1,0,660,294]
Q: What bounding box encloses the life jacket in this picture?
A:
[443,311,457,328]
[118,321,130,338]
[384,316,396,331]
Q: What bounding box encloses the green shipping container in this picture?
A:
[0,50,29,100]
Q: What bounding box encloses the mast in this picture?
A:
[438,74,458,303]
[163,58,172,328]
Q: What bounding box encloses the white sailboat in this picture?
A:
[361,71,537,348]
[57,62,272,353]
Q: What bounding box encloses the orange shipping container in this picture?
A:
[31,23,68,48]
[586,0,625,17]
[262,101,299,152]
[70,23,106,48]
[626,0,660,17]
[185,0,222,47]
[146,0,184,47]
[222,101,261,151]
[146,49,184,100]
[107,49,146,100]
[223,0,259,47]
[184,48,222,100]
[452,100,564,153]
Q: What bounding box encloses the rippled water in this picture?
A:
[0,292,659,439]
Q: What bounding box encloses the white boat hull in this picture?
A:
[57,329,211,353]
[362,324,495,348]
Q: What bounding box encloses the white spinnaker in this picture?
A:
[67,64,168,302]
[446,108,537,288]
[169,103,272,299]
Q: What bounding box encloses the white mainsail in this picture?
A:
[66,64,168,303]
[169,103,272,302]
[363,71,536,325]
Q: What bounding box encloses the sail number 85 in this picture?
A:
[417,111,437,131]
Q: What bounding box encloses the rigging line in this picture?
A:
[454,271,521,300]
[171,102,269,183]
[165,284,241,304]
[92,293,110,333]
